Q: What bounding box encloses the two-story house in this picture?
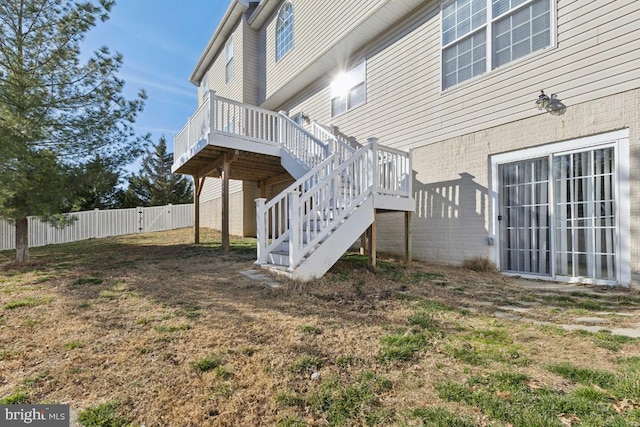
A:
[173,0,640,286]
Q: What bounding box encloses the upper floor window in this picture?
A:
[442,0,552,89]
[201,74,209,100]
[225,37,234,83]
[276,2,294,62]
[330,61,366,117]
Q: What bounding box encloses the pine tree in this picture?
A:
[69,155,125,211]
[0,0,147,263]
[123,136,193,207]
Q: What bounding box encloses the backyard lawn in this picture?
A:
[1,228,639,426]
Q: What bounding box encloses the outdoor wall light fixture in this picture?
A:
[535,90,557,111]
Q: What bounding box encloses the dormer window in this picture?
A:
[276,1,294,62]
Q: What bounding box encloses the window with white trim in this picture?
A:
[330,61,366,117]
[225,37,234,83]
[276,2,294,62]
[201,74,208,100]
[442,0,552,89]
[491,130,631,286]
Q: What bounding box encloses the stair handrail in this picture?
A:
[311,121,356,162]
[255,154,337,264]
[278,113,331,170]
[288,143,374,270]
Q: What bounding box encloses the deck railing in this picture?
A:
[255,138,412,270]
[373,141,413,197]
[174,91,329,170]
[279,114,330,169]
[255,155,337,264]
[311,121,356,163]
[174,92,412,273]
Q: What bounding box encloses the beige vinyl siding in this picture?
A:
[199,20,245,104]
[200,178,247,236]
[279,0,640,153]
[200,193,246,236]
[258,0,390,104]
[376,89,640,274]
[242,19,259,105]
[200,178,244,202]
[271,0,640,279]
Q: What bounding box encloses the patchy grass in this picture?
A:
[77,401,130,427]
[437,367,640,426]
[0,228,639,425]
[0,391,30,404]
[289,355,322,374]
[190,355,224,373]
[304,371,393,426]
[461,257,498,273]
[4,296,52,309]
[409,406,476,427]
[378,331,430,363]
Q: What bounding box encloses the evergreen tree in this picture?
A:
[0,0,147,263]
[69,155,125,211]
[122,136,193,207]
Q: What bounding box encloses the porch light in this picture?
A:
[535,90,557,111]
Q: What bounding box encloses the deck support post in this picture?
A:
[222,153,231,253]
[255,198,267,264]
[405,211,412,263]
[367,210,377,271]
[193,175,205,244]
[259,180,268,199]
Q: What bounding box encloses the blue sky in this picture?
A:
[82,0,227,156]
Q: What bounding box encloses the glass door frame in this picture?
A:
[489,129,630,286]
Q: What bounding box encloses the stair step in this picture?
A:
[268,251,289,266]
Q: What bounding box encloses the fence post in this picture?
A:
[137,207,144,233]
[93,208,99,239]
[288,190,300,271]
[255,198,267,264]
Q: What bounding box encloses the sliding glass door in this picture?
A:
[553,148,616,281]
[499,158,550,275]
[498,146,617,283]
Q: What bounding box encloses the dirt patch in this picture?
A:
[1,228,639,426]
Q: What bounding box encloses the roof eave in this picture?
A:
[248,0,281,30]
[189,0,250,86]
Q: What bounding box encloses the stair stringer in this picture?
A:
[263,196,374,281]
[280,148,311,179]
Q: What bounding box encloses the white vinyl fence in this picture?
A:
[0,204,194,251]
